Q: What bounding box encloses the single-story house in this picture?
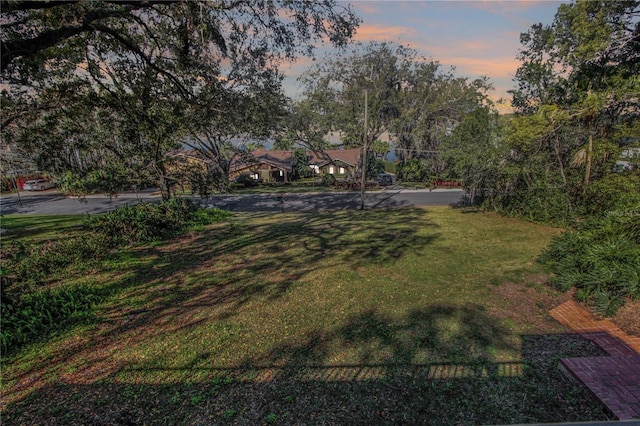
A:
[229,148,294,183]
[224,147,364,183]
[307,148,361,178]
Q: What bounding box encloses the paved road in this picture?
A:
[0,188,465,215]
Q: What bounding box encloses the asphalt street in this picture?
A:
[0,188,465,215]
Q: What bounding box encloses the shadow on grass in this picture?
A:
[3,310,612,425]
[3,208,613,424]
[0,214,86,242]
[1,209,439,382]
[204,191,418,212]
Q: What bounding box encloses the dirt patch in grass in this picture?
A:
[488,279,572,334]
[491,280,640,339]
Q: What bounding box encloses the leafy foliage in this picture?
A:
[298,42,494,181]
[488,0,640,224]
[4,236,110,288]
[1,284,102,354]
[1,0,360,196]
[292,148,313,179]
[1,200,231,353]
[396,158,431,183]
[441,107,505,203]
[86,198,230,245]
[582,172,640,218]
[365,154,385,180]
[321,173,337,187]
[235,174,259,188]
[538,215,640,315]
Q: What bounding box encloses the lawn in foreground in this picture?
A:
[1,207,611,424]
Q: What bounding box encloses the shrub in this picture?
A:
[235,174,259,188]
[498,185,575,226]
[2,236,109,288]
[538,214,640,315]
[85,198,217,245]
[321,173,337,187]
[1,199,231,352]
[396,158,431,183]
[1,284,103,353]
[582,172,640,218]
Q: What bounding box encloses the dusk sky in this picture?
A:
[283,0,569,113]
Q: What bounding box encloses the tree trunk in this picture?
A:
[155,161,172,200]
[555,139,567,186]
[584,131,593,195]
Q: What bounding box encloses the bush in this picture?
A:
[8,236,109,287]
[85,198,215,245]
[322,173,337,187]
[366,156,385,180]
[1,199,231,353]
[498,185,575,226]
[235,174,259,188]
[582,172,640,218]
[1,284,102,353]
[538,214,640,315]
[396,158,431,183]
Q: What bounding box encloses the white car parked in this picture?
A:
[23,179,55,191]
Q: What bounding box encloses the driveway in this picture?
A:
[0,188,465,215]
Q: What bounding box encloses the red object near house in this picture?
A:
[15,177,28,190]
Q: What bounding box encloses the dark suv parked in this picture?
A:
[377,173,393,186]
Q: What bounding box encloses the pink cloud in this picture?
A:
[353,23,419,42]
[444,56,519,79]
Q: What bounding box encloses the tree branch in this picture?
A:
[90,23,193,99]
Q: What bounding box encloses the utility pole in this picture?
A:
[12,170,23,206]
[359,87,368,210]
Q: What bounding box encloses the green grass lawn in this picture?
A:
[1,215,86,243]
[1,207,612,425]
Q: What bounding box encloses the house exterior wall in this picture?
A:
[230,162,290,183]
[229,148,360,181]
[320,160,353,177]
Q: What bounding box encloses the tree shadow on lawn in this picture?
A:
[1,208,440,401]
[2,305,612,425]
[0,214,86,242]
[101,208,440,318]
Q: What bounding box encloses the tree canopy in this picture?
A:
[476,0,640,223]
[1,0,360,197]
[296,42,495,187]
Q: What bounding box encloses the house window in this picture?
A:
[252,173,260,180]
[329,166,335,174]
[279,170,283,177]
[339,167,345,174]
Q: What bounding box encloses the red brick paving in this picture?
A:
[550,300,640,420]
[551,300,640,353]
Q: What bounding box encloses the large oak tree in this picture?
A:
[1,0,360,197]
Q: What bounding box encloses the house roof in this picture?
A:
[308,148,360,167]
[224,147,362,174]
[257,149,294,171]
[229,149,294,173]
